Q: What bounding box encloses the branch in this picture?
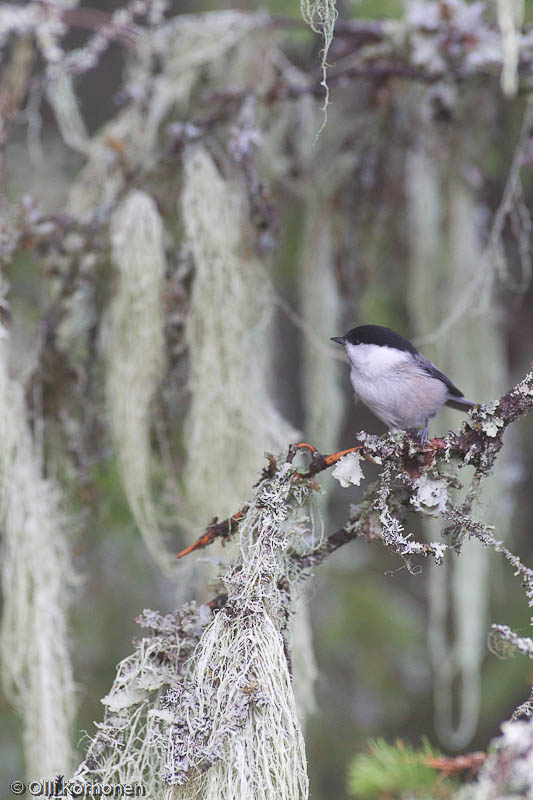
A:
[178,368,533,587]
[176,509,248,559]
[176,443,364,559]
[75,369,533,790]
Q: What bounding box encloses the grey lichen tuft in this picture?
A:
[168,462,311,799]
[105,189,173,573]
[181,144,299,525]
[72,455,313,800]
[463,720,533,798]
[0,307,76,779]
[73,603,212,796]
[299,0,338,133]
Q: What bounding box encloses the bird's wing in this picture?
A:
[415,355,464,398]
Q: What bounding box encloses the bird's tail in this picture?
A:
[445,396,476,412]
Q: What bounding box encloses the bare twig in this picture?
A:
[176,509,248,559]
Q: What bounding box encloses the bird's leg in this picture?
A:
[409,423,429,443]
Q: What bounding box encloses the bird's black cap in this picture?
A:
[332,324,419,355]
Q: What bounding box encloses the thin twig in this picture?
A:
[176,509,248,559]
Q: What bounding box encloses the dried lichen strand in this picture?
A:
[72,603,212,794]
[166,461,312,799]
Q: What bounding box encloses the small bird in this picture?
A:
[331,324,476,442]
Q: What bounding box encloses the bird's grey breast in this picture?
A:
[344,343,412,425]
[344,342,448,429]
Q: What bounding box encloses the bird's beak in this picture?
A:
[330,336,345,345]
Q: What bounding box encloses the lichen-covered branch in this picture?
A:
[66,369,533,799]
[178,368,533,566]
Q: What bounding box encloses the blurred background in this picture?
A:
[2,1,533,798]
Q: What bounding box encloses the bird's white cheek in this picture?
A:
[345,343,410,377]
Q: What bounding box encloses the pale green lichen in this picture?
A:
[472,402,505,438]
[481,418,505,438]
[105,189,173,574]
[0,307,76,779]
[411,473,449,515]
[299,200,343,452]
[497,0,524,97]
[72,604,211,796]
[70,458,315,800]
[515,372,533,396]
[331,452,365,488]
[181,144,299,525]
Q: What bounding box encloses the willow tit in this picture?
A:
[331,324,475,441]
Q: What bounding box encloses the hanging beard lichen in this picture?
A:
[169,464,309,800]
[299,199,343,452]
[105,189,172,573]
[46,67,89,155]
[72,456,312,800]
[299,0,338,129]
[180,141,316,730]
[0,300,75,779]
[291,197,342,723]
[65,11,264,217]
[181,144,299,524]
[497,0,523,97]
[72,603,212,796]
[406,133,509,749]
